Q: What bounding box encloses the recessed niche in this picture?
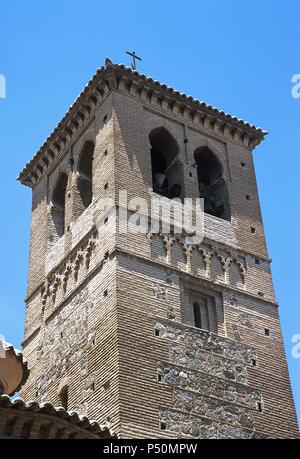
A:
[103,381,110,391]
[257,402,263,413]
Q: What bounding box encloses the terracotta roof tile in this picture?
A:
[0,394,115,438]
[17,60,268,185]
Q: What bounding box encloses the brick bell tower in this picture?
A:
[18,58,298,439]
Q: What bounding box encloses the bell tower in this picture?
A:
[19,60,298,439]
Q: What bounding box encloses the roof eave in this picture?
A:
[18,61,268,187]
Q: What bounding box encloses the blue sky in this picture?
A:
[0,0,299,423]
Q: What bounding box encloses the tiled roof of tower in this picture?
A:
[0,395,116,439]
[17,59,268,186]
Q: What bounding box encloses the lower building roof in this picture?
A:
[0,395,115,439]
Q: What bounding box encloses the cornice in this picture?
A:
[18,59,268,188]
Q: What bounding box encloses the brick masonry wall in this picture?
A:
[21,80,298,439]
[115,252,298,438]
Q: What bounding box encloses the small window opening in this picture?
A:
[51,173,68,238]
[193,299,213,332]
[59,386,69,411]
[77,141,94,210]
[193,302,202,329]
[257,402,263,413]
[264,328,270,337]
[103,381,110,390]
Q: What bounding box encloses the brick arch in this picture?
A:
[48,171,69,245]
[149,233,167,262]
[209,252,225,283]
[50,172,68,205]
[49,165,70,198]
[193,141,231,221]
[194,138,226,173]
[148,123,185,199]
[146,117,183,149]
[170,239,187,270]
[227,258,246,289]
[58,378,69,394]
[73,125,96,169]
[190,246,207,276]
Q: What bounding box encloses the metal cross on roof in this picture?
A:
[126,51,142,70]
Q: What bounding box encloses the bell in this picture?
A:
[154,173,167,189]
[153,173,168,197]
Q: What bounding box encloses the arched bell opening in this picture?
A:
[149,127,183,200]
[194,146,231,221]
